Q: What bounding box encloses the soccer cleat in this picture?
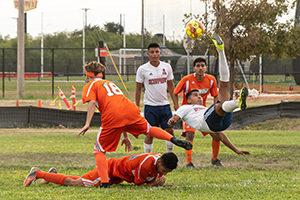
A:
[186,162,199,170]
[171,137,193,150]
[211,158,225,167]
[211,35,224,51]
[239,87,248,111]
[100,182,110,188]
[41,167,58,184]
[23,167,40,187]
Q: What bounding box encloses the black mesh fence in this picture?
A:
[0,102,299,129]
[0,106,101,128]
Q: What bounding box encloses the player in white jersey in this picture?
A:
[136,43,178,153]
[168,35,251,156]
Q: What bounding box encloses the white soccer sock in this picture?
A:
[144,143,153,153]
[166,141,174,153]
[222,100,239,113]
[217,48,230,82]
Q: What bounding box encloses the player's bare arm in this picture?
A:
[167,80,178,110]
[168,115,180,127]
[135,82,143,107]
[121,132,133,152]
[213,95,218,103]
[214,132,251,155]
[78,100,96,137]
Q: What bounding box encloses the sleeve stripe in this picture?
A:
[86,80,99,98]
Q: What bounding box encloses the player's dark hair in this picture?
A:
[194,57,206,66]
[148,43,160,50]
[186,89,200,100]
[160,152,178,170]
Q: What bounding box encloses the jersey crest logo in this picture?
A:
[191,81,195,84]
[162,69,167,75]
[198,88,209,94]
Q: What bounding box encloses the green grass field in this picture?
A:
[1,122,300,199]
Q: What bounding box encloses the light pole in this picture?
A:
[141,0,144,64]
[82,8,90,73]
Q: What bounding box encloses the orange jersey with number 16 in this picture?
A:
[82,79,141,128]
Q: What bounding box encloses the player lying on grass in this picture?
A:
[168,35,250,156]
[78,61,192,188]
[24,152,178,187]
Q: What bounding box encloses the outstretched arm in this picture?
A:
[215,132,251,155]
[168,115,181,127]
[78,100,96,137]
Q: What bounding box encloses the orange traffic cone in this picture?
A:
[25,76,28,80]
[38,100,42,107]
[16,100,20,107]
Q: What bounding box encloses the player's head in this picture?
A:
[147,43,161,62]
[83,61,105,79]
[193,57,207,75]
[186,89,203,105]
[157,152,178,175]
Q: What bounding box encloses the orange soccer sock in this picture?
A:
[94,151,109,184]
[185,141,194,165]
[36,171,80,185]
[212,140,221,161]
[148,127,172,141]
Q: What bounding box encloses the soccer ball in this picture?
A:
[185,20,205,39]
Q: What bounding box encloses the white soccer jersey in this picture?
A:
[174,104,212,132]
[136,61,174,106]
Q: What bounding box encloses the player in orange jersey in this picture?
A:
[23,152,178,187]
[78,61,192,188]
[174,57,226,169]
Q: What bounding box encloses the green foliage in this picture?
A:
[0,128,300,199]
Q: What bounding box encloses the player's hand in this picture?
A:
[168,118,176,127]
[154,176,166,186]
[78,124,89,137]
[236,150,251,155]
[121,137,133,152]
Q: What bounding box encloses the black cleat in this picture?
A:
[186,162,199,170]
[100,182,110,188]
[171,137,193,150]
[211,158,225,167]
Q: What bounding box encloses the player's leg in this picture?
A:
[94,151,109,188]
[211,35,248,115]
[209,133,225,167]
[24,167,81,187]
[182,121,197,169]
[160,105,175,152]
[93,127,123,188]
[127,118,193,150]
[143,105,159,153]
[41,167,58,184]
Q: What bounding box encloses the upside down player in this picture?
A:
[173,57,225,169]
[78,61,192,188]
[168,35,251,158]
[23,152,178,187]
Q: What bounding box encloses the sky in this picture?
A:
[1,0,297,43]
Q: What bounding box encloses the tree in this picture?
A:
[293,0,300,85]
[103,22,124,34]
[188,0,300,95]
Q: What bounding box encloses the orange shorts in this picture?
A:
[94,117,150,152]
[81,165,124,187]
[181,121,210,137]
